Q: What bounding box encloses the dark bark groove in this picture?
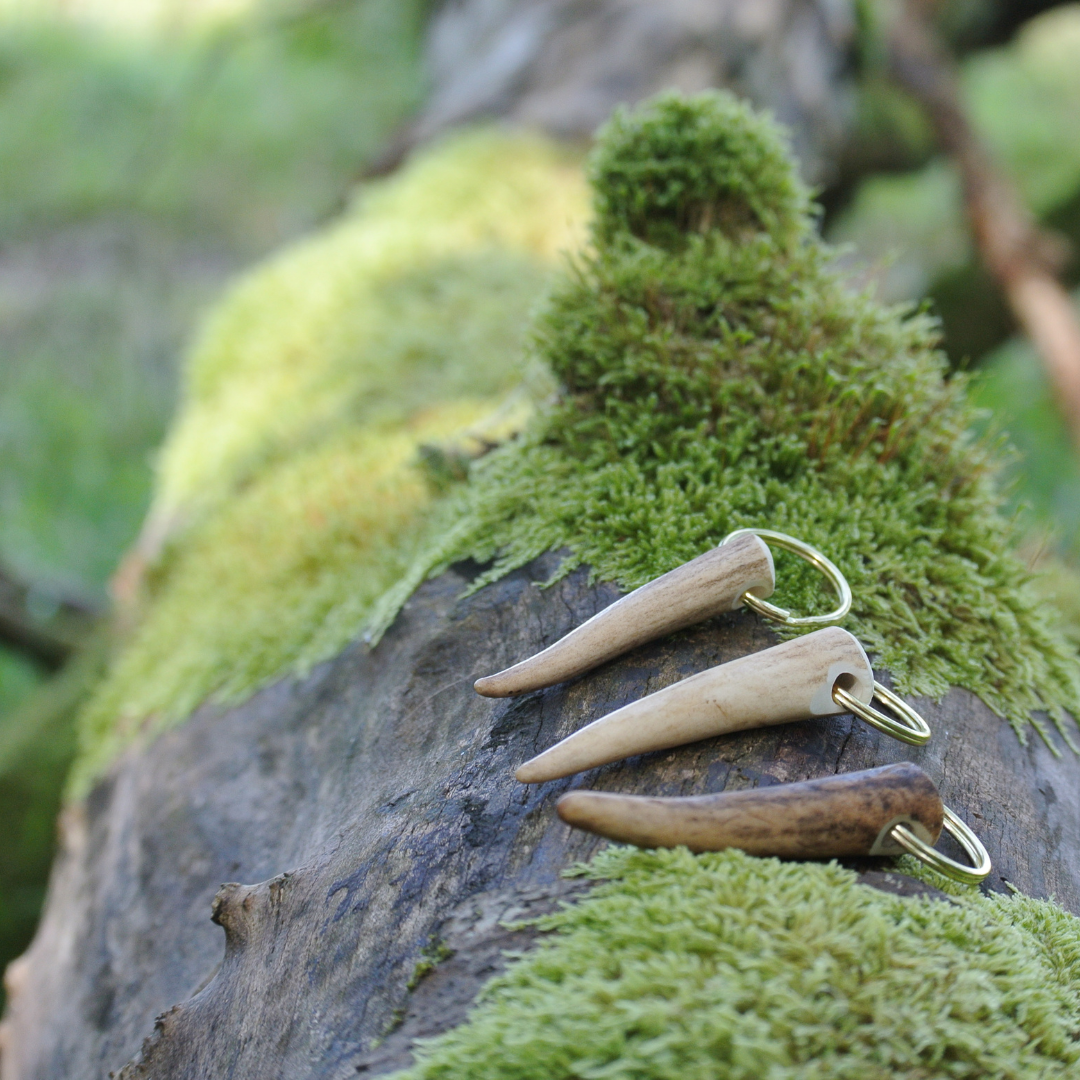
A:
[2,553,1077,1079]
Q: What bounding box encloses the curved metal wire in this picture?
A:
[721,528,852,626]
[890,806,992,884]
[832,681,932,746]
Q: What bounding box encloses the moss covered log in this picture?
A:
[7,92,1080,1080]
[72,94,1079,801]
[68,130,589,796]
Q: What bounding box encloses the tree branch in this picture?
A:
[0,564,99,671]
[885,1,1080,453]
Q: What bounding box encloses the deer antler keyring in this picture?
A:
[556,762,991,884]
[475,530,852,697]
[515,626,931,783]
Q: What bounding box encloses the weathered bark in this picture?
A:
[2,552,1077,1079]
[377,0,856,187]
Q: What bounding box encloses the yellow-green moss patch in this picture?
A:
[150,128,588,539]
[390,846,1080,1080]
[67,130,590,797]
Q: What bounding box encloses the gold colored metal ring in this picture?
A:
[832,681,932,746]
[721,528,852,627]
[889,806,992,885]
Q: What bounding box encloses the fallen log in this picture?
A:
[2,552,1077,1078]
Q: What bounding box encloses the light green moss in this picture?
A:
[150,128,588,539]
[383,91,1080,749]
[67,130,590,796]
[390,846,1080,1080]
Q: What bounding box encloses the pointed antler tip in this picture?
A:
[514,759,548,783]
[474,675,508,697]
[556,790,595,826]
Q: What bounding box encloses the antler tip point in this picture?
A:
[474,676,503,697]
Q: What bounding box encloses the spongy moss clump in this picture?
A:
[67,130,589,796]
[390,846,1080,1080]
[387,92,1080,747]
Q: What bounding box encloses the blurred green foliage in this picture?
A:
[833,3,1080,561]
[0,642,105,976]
[835,5,1080,311]
[972,322,1080,560]
[0,3,426,247]
[0,0,426,997]
[0,0,426,591]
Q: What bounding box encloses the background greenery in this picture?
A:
[0,0,427,995]
[1,0,1079,1009]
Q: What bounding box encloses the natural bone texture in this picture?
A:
[516,626,873,782]
[475,533,774,697]
[557,762,945,856]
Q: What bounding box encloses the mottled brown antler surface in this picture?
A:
[557,762,944,857]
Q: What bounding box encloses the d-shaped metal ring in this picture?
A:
[890,806,992,885]
[721,528,852,627]
[832,681,932,746]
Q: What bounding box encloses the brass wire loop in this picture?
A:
[832,681,932,746]
[721,528,852,627]
[889,806,992,884]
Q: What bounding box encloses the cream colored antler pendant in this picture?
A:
[516,627,933,784]
[556,762,944,859]
[474,533,776,698]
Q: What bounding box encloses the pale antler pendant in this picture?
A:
[474,533,775,698]
[557,762,944,858]
[516,626,873,783]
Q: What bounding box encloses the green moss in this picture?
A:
[67,130,589,797]
[589,93,811,251]
[408,938,456,992]
[384,91,1080,749]
[389,846,1080,1080]
[149,128,586,538]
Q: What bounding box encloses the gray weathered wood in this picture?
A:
[2,552,1078,1079]
[382,0,856,187]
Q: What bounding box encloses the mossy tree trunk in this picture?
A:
[2,554,1077,1079]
